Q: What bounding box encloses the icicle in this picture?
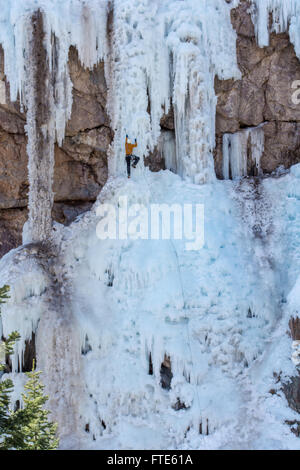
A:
[250,0,300,59]
[0,1,109,241]
[106,0,171,177]
[222,125,265,180]
[158,130,176,173]
[0,0,240,187]
[223,134,230,180]
[24,11,55,242]
[167,0,240,184]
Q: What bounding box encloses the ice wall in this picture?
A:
[0,1,299,448]
[108,0,241,183]
[250,0,300,58]
[167,0,241,183]
[0,0,240,191]
[223,125,265,180]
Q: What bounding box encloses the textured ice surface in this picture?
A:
[223,125,265,180]
[1,164,300,449]
[0,0,299,450]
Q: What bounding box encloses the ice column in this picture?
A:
[25,11,55,242]
[106,0,170,176]
[167,0,241,184]
[158,130,177,173]
[222,125,265,180]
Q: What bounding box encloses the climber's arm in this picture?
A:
[133,138,137,148]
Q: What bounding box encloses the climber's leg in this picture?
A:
[132,156,140,168]
[126,156,131,178]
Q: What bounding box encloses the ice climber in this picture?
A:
[125,135,140,178]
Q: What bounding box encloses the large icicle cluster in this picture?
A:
[0,0,241,187]
[250,0,300,59]
[109,0,241,183]
[166,0,241,183]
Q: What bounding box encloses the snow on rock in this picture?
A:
[292,341,300,367]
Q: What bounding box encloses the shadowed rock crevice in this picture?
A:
[160,355,173,390]
[22,332,36,372]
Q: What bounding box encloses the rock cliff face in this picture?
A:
[0,45,112,256]
[0,0,299,255]
[215,0,300,178]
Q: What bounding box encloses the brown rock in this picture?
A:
[144,147,165,173]
[0,45,4,79]
[53,49,111,204]
[230,0,255,40]
[52,201,93,225]
[160,355,173,390]
[215,0,300,178]
[0,46,26,123]
[22,332,36,372]
[0,44,111,255]
[261,121,300,172]
[53,145,106,202]
[289,317,300,341]
[264,43,300,122]
[0,106,25,134]
[282,375,300,414]
[66,47,109,136]
[160,105,175,130]
[0,208,28,257]
[0,131,28,209]
[68,47,107,102]
[215,79,240,134]
[62,127,111,162]
[66,90,108,136]
[214,134,224,180]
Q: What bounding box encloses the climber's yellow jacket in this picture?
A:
[125,136,137,156]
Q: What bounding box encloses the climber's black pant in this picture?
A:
[126,155,140,177]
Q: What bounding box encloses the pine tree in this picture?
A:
[14,362,59,450]
[0,285,20,448]
[0,284,59,450]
